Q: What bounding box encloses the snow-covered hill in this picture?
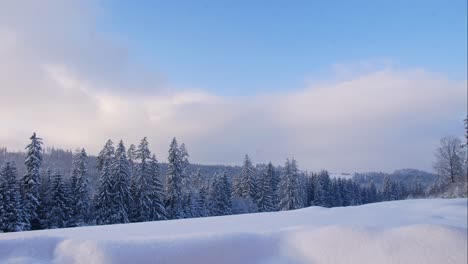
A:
[0,199,466,264]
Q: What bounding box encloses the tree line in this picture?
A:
[0,133,424,233]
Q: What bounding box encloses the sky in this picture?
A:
[0,0,466,173]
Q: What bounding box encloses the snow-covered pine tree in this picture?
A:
[69,148,91,226]
[95,140,115,225]
[233,155,257,202]
[278,159,300,211]
[179,143,190,175]
[267,162,280,210]
[307,173,316,206]
[210,171,232,216]
[331,178,343,207]
[165,138,184,219]
[0,162,25,232]
[316,170,333,207]
[110,140,132,224]
[297,172,309,209]
[178,142,195,217]
[127,143,137,175]
[47,170,70,229]
[192,169,203,189]
[257,164,275,212]
[382,176,392,201]
[182,187,202,218]
[37,168,52,229]
[148,154,167,221]
[21,132,43,230]
[130,137,153,222]
[198,177,210,217]
[368,182,379,202]
[97,139,115,172]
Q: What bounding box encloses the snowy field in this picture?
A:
[0,199,466,264]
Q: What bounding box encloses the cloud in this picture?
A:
[0,0,466,173]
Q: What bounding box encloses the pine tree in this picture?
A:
[257,164,275,212]
[198,178,210,217]
[109,140,132,224]
[69,148,91,226]
[233,155,257,202]
[278,159,300,210]
[95,139,115,225]
[268,162,280,209]
[316,171,333,207]
[182,187,202,218]
[165,138,184,219]
[20,132,43,230]
[382,176,393,201]
[97,139,115,172]
[130,137,153,222]
[297,172,309,208]
[178,142,194,217]
[307,173,316,206]
[0,162,25,232]
[331,179,343,207]
[179,143,190,175]
[210,171,232,216]
[148,155,167,221]
[37,168,52,228]
[127,144,137,175]
[47,170,70,229]
[368,182,379,202]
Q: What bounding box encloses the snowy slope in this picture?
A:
[0,199,466,264]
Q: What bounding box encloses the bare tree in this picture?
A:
[434,136,464,183]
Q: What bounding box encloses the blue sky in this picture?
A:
[98,0,467,95]
[0,0,466,172]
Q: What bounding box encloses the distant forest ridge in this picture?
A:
[0,146,438,191]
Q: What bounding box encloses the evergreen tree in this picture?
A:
[47,170,70,229]
[268,162,280,209]
[130,137,153,222]
[315,171,333,207]
[278,159,300,210]
[210,171,232,216]
[233,155,257,203]
[257,164,275,212]
[20,132,43,230]
[165,138,184,219]
[197,178,210,217]
[182,188,202,218]
[368,182,379,202]
[148,154,167,221]
[97,139,115,172]
[382,176,393,201]
[331,179,343,207]
[37,168,52,229]
[95,139,115,225]
[0,162,25,232]
[179,143,190,175]
[109,140,132,224]
[127,143,137,175]
[69,148,91,226]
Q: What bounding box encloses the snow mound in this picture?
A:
[0,199,466,264]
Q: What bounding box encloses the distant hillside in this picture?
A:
[0,147,438,193]
[353,169,439,189]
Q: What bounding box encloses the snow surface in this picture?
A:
[0,198,466,264]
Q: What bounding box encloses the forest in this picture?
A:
[0,132,463,232]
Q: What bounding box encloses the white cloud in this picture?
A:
[0,0,466,172]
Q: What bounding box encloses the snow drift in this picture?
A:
[0,198,466,264]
